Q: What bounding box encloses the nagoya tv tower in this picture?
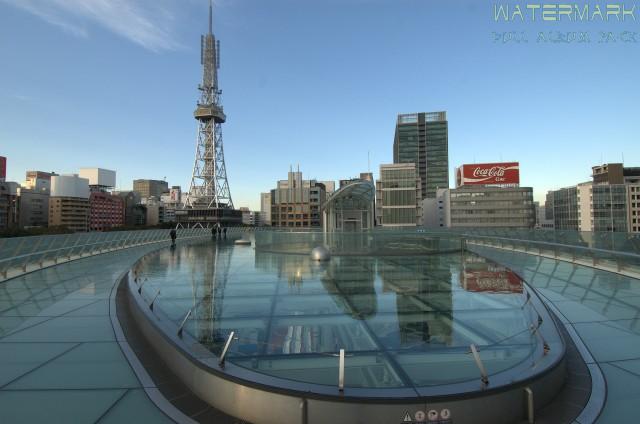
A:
[181,0,241,227]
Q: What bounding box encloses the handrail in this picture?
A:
[465,234,640,260]
[0,228,211,281]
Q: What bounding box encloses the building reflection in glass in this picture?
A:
[378,255,454,348]
[460,254,523,294]
[185,243,234,352]
[254,250,325,291]
[320,256,377,319]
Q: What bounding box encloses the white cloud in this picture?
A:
[1,0,183,52]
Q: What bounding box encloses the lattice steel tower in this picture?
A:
[185,0,234,211]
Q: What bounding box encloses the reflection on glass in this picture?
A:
[135,241,555,389]
[460,255,523,294]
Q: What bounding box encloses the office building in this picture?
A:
[79,168,116,189]
[551,186,580,230]
[320,181,336,195]
[421,189,448,228]
[133,179,169,199]
[240,207,251,225]
[592,163,640,185]
[628,185,640,233]
[260,192,272,226]
[142,197,165,226]
[79,168,124,231]
[18,171,56,229]
[547,163,640,233]
[0,181,19,230]
[535,202,554,229]
[270,170,326,227]
[339,173,373,189]
[238,208,260,226]
[113,191,143,226]
[447,186,535,228]
[376,163,422,226]
[87,191,124,231]
[424,162,535,228]
[23,171,56,194]
[545,191,554,223]
[393,112,448,199]
[18,188,49,228]
[577,182,632,233]
[49,174,90,232]
[0,156,5,182]
[160,186,182,223]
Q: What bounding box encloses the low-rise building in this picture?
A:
[133,179,169,199]
[49,174,90,232]
[160,186,182,223]
[88,191,124,231]
[535,202,554,229]
[113,191,143,226]
[628,184,640,233]
[0,181,19,230]
[18,188,49,228]
[547,163,640,233]
[270,169,326,228]
[421,189,448,228]
[18,171,56,229]
[142,197,165,226]
[79,168,124,231]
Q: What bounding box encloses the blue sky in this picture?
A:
[1,0,638,210]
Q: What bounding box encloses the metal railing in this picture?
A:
[136,260,555,393]
[465,234,640,278]
[0,228,211,281]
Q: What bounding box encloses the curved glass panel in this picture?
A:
[133,234,561,391]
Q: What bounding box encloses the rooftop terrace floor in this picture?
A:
[0,235,637,423]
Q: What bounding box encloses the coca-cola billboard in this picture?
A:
[456,162,519,186]
[460,256,523,293]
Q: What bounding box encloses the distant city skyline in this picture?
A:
[1,0,638,211]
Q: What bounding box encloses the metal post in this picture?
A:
[338,348,345,391]
[300,398,308,424]
[219,331,236,366]
[177,308,193,336]
[470,344,489,386]
[149,289,161,310]
[524,387,534,423]
[531,314,543,335]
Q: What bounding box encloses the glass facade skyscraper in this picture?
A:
[393,112,449,200]
[376,163,421,226]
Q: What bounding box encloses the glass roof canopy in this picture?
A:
[322,180,375,232]
[132,236,563,396]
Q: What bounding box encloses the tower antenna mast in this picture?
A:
[182,0,236,227]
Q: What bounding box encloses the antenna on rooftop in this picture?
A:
[216,40,221,69]
[208,0,213,34]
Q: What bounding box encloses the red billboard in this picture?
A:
[460,268,523,293]
[0,156,5,180]
[460,256,523,293]
[457,162,519,186]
